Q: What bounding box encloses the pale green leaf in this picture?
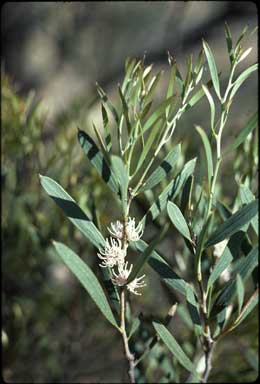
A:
[139,144,181,192]
[195,125,214,187]
[53,241,119,330]
[152,321,200,381]
[207,247,233,294]
[206,200,258,248]
[141,158,197,226]
[215,246,258,308]
[39,175,104,249]
[223,112,257,156]
[236,274,245,314]
[167,201,192,242]
[229,64,258,100]
[78,129,119,194]
[203,40,221,99]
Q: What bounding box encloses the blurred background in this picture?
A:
[2,2,258,383]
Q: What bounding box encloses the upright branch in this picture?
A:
[120,288,136,383]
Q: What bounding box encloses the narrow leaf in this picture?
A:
[92,123,111,165]
[39,175,104,249]
[139,144,181,192]
[236,274,245,314]
[186,285,203,334]
[184,75,217,113]
[167,201,192,242]
[207,247,233,293]
[234,289,258,327]
[111,155,128,211]
[224,22,234,64]
[135,240,194,297]
[215,246,258,308]
[152,321,200,381]
[134,118,162,176]
[142,96,175,135]
[78,129,119,194]
[239,184,258,235]
[118,85,131,135]
[101,104,112,151]
[53,242,119,330]
[195,125,214,187]
[96,83,119,125]
[223,112,257,156]
[203,40,221,99]
[141,158,197,226]
[206,200,258,248]
[166,61,177,118]
[201,84,215,133]
[128,224,168,284]
[128,317,141,340]
[229,64,258,100]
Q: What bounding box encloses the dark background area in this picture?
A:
[2,2,258,383]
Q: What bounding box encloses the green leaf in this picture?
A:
[182,55,193,100]
[180,175,193,215]
[118,85,131,135]
[215,245,258,308]
[111,155,128,211]
[78,129,119,194]
[142,96,175,135]
[233,289,258,327]
[98,266,120,315]
[166,61,177,118]
[96,82,119,125]
[206,200,258,248]
[101,104,112,151]
[236,274,245,314]
[195,216,212,279]
[134,118,162,176]
[235,25,248,49]
[224,22,234,64]
[195,125,214,187]
[152,321,200,381]
[128,317,141,340]
[203,40,221,99]
[184,76,216,113]
[143,71,163,107]
[201,84,215,134]
[39,175,105,249]
[229,64,258,100]
[223,112,257,156]
[239,184,258,236]
[128,224,168,284]
[53,242,119,330]
[167,201,192,242]
[92,123,111,165]
[207,247,233,294]
[186,285,203,334]
[122,57,137,94]
[141,158,197,226]
[134,240,196,299]
[139,144,181,192]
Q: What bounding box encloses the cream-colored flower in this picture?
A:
[126,217,143,241]
[97,237,126,268]
[111,261,133,286]
[108,220,124,239]
[108,217,143,242]
[127,275,146,295]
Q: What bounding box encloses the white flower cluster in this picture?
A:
[97,217,146,295]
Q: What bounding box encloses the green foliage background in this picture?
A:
[2,2,258,383]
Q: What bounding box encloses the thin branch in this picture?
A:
[120,288,136,383]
